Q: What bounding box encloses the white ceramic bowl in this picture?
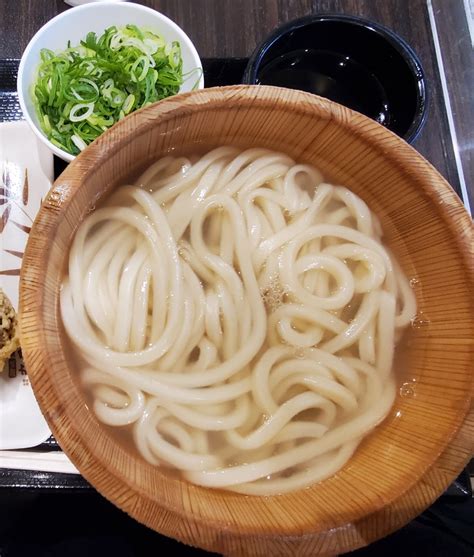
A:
[17,3,204,162]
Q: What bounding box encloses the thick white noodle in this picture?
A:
[61,148,417,495]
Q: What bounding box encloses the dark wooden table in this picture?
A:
[0,0,472,209]
[0,1,472,555]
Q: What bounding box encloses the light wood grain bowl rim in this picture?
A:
[20,86,474,555]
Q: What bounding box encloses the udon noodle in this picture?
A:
[61,147,416,495]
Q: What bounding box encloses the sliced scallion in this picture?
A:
[33,24,185,156]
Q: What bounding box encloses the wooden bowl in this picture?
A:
[20,86,473,556]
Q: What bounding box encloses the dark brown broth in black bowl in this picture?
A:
[243,14,427,143]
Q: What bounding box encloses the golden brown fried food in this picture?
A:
[0,289,20,370]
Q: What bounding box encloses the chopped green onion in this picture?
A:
[43,114,52,134]
[122,94,135,114]
[32,24,185,156]
[130,56,150,82]
[71,134,88,151]
[69,102,94,122]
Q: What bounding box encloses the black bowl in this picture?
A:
[243,14,427,143]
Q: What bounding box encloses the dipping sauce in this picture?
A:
[257,48,391,125]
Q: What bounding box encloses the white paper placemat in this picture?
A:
[0,120,53,450]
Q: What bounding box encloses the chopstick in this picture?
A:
[0,450,79,474]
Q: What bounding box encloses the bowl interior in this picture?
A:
[17,2,204,162]
[244,16,426,142]
[20,86,473,554]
